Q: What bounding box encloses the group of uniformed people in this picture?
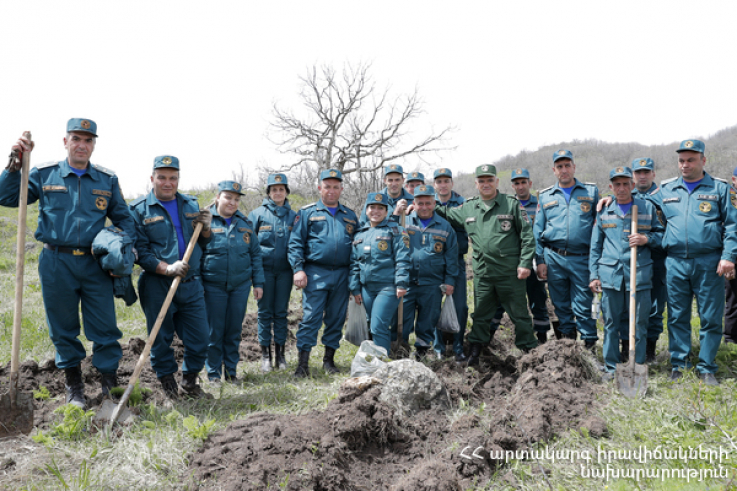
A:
[1,118,734,410]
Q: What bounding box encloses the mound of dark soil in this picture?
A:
[188,339,606,490]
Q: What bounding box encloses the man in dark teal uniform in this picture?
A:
[659,139,737,386]
[358,164,414,226]
[534,150,600,351]
[0,119,135,409]
[129,155,213,398]
[490,168,551,343]
[405,171,425,195]
[432,167,469,361]
[724,166,737,345]
[288,169,358,377]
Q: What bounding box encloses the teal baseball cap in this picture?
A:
[510,168,530,180]
[320,168,343,181]
[676,139,705,153]
[433,168,453,179]
[366,192,389,207]
[631,158,654,171]
[153,155,180,170]
[413,184,436,198]
[218,180,245,195]
[383,164,404,177]
[475,164,496,177]
[553,149,573,162]
[407,171,425,183]
[609,166,633,180]
[67,118,97,137]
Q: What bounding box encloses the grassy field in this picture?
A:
[1,201,736,490]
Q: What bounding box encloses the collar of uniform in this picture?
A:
[476,193,500,210]
[517,194,537,205]
[211,205,244,223]
[146,190,183,207]
[409,211,439,226]
[553,178,584,193]
[263,197,292,211]
[381,187,413,202]
[436,190,462,205]
[633,182,659,196]
[59,158,100,181]
[316,199,345,213]
[673,172,713,191]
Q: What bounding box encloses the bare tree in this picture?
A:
[268,62,455,181]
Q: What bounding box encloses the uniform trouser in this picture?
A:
[296,263,349,352]
[467,275,537,350]
[257,269,293,346]
[362,285,400,354]
[543,249,597,341]
[39,248,122,373]
[648,257,667,341]
[666,254,724,374]
[138,273,209,378]
[490,273,550,334]
[724,276,737,343]
[204,281,250,379]
[396,284,443,349]
[601,285,649,373]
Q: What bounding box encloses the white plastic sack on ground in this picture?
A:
[350,340,389,377]
[436,286,460,333]
[344,296,369,346]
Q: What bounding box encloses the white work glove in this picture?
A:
[165,260,189,277]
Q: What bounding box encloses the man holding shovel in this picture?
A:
[0,119,136,410]
[129,156,212,398]
[589,167,663,382]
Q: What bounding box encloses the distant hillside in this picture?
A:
[482,123,737,196]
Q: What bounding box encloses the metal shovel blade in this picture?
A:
[94,399,135,425]
[616,360,648,398]
[0,390,34,437]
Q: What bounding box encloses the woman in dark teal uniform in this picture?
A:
[350,192,410,354]
[202,181,265,382]
[248,174,297,372]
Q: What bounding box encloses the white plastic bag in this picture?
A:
[436,288,460,334]
[350,340,389,377]
[344,296,369,347]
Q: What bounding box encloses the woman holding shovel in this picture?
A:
[202,181,265,383]
[349,192,410,354]
[248,174,297,372]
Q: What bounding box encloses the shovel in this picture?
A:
[0,131,35,437]
[97,222,204,427]
[616,204,648,397]
[390,209,410,358]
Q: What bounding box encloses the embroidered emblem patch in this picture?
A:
[81,120,91,129]
[95,197,108,210]
[346,224,354,234]
[378,240,388,251]
[581,202,591,213]
[684,140,694,148]
[162,157,172,165]
[244,233,251,244]
[274,175,282,182]
[699,202,712,213]
[433,242,443,253]
[500,220,511,231]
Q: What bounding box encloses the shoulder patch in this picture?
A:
[183,194,198,202]
[585,182,598,187]
[301,202,316,210]
[36,161,60,170]
[539,185,554,193]
[465,196,479,202]
[92,164,115,176]
[650,186,661,195]
[714,177,728,184]
[660,177,677,186]
[130,196,146,206]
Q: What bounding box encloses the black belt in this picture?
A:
[545,245,588,257]
[44,243,92,256]
[181,275,200,283]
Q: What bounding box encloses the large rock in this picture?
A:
[373,360,450,415]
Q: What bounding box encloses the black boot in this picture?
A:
[101,372,119,399]
[323,347,340,374]
[275,344,287,370]
[159,374,179,399]
[294,350,311,378]
[261,345,273,373]
[551,320,562,340]
[646,339,657,363]
[414,347,428,361]
[467,343,482,366]
[180,372,205,399]
[64,366,86,410]
[536,331,548,344]
[584,339,597,354]
[620,340,630,363]
[563,331,577,340]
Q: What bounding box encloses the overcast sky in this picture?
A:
[2,1,736,197]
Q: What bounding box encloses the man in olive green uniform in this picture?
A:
[436,164,538,365]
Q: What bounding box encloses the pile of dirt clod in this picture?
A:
[238,312,298,363]
[188,339,606,491]
[0,313,298,431]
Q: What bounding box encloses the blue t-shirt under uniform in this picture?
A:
[519,199,530,207]
[160,199,186,260]
[70,167,87,177]
[327,206,338,216]
[419,217,433,229]
[560,185,574,203]
[617,202,633,217]
[684,179,703,194]
[224,217,233,227]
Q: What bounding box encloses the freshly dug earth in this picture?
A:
[188,338,606,491]
[0,313,298,431]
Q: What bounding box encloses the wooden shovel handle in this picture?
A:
[629,205,638,353]
[10,131,32,400]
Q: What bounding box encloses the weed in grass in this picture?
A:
[38,404,96,442]
[182,415,216,440]
[33,385,51,400]
[109,382,151,406]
